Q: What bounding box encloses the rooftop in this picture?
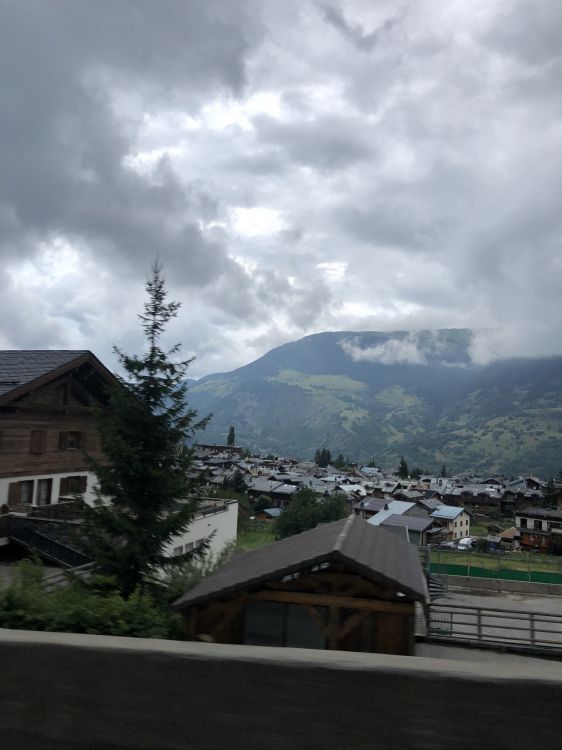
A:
[0,350,89,397]
[173,515,427,611]
[431,505,465,521]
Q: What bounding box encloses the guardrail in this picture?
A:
[428,602,562,651]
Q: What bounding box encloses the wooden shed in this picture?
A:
[173,516,428,655]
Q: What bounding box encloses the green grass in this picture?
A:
[469,522,488,537]
[236,523,276,552]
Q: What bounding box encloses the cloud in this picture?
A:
[340,333,428,365]
[320,2,404,53]
[0,0,561,377]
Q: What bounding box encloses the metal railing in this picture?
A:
[428,602,562,651]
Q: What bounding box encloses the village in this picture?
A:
[193,441,562,555]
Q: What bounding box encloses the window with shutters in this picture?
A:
[60,475,88,498]
[8,480,34,505]
[59,431,83,450]
[30,430,47,454]
[37,478,53,506]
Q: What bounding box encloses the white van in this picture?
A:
[457,537,473,551]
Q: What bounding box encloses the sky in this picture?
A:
[0,1,561,377]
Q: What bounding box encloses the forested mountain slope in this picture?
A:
[189,330,562,476]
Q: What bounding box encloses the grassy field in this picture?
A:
[236,523,276,552]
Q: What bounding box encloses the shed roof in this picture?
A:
[260,508,282,518]
[172,515,427,611]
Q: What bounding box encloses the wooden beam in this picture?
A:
[265,571,400,600]
[338,610,371,640]
[250,590,414,614]
[213,596,247,637]
[304,606,330,637]
[8,403,92,414]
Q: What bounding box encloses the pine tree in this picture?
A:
[315,448,332,468]
[81,263,210,596]
[224,469,247,494]
[273,488,347,539]
[227,426,235,446]
[397,456,409,479]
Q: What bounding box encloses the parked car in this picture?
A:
[457,537,473,551]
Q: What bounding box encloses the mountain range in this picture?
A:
[188,329,562,477]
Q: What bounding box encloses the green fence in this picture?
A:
[429,558,562,585]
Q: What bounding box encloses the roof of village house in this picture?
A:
[499,527,520,540]
[0,350,90,397]
[380,514,435,532]
[517,506,562,520]
[416,496,443,512]
[172,515,428,611]
[246,477,282,494]
[353,497,387,513]
[431,505,465,521]
[259,507,282,519]
[393,489,425,500]
[367,500,416,526]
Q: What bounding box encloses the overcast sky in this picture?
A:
[1,1,561,376]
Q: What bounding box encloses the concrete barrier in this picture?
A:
[1,628,561,749]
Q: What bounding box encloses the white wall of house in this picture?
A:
[164,500,238,562]
[451,511,471,539]
[0,471,98,509]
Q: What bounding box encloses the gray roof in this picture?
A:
[431,505,465,521]
[246,478,281,493]
[173,515,427,611]
[367,501,416,526]
[0,350,89,397]
[353,497,387,513]
[517,507,562,521]
[260,508,282,518]
[380,514,434,532]
[416,497,443,512]
[393,489,424,500]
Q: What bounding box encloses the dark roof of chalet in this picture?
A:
[380,514,434,532]
[0,350,88,396]
[172,515,428,611]
[0,350,114,403]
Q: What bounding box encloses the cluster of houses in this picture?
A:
[191,444,562,553]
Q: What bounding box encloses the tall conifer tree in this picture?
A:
[82,263,209,596]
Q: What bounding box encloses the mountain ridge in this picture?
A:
[188,329,562,476]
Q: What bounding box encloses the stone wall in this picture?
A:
[1,628,561,749]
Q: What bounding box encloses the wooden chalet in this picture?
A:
[0,350,115,511]
[173,516,428,655]
[516,507,562,554]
